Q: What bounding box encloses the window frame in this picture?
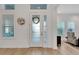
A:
[3,15,14,37]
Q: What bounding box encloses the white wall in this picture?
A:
[14,4,30,48]
[0,4,30,48]
[0,4,58,49]
[58,4,79,14]
[47,5,57,49]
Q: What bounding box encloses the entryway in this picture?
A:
[29,12,48,47]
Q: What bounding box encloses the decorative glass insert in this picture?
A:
[57,21,65,36]
[32,15,40,43]
[67,21,75,32]
[30,4,47,9]
[5,4,15,10]
[3,15,14,37]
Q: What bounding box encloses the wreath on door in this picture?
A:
[32,16,40,24]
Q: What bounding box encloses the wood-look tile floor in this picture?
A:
[0,42,79,55]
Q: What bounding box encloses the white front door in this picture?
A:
[30,13,48,47]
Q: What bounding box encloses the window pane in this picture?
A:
[44,15,48,46]
[3,15,14,37]
[30,4,47,9]
[3,26,14,37]
[3,15,14,26]
[5,26,9,33]
[5,4,15,10]
[67,22,75,32]
[32,15,40,43]
[57,21,65,36]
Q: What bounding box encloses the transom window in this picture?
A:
[30,4,47,9]
[5,4,15,10]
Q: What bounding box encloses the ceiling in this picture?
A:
[57,4,79,14]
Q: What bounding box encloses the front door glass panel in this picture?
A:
[32,15,40,43]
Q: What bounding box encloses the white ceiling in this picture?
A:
[57,4,79,14]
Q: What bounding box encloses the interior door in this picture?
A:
[30,13,47,47]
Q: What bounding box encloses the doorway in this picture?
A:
[29,13,48,47]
